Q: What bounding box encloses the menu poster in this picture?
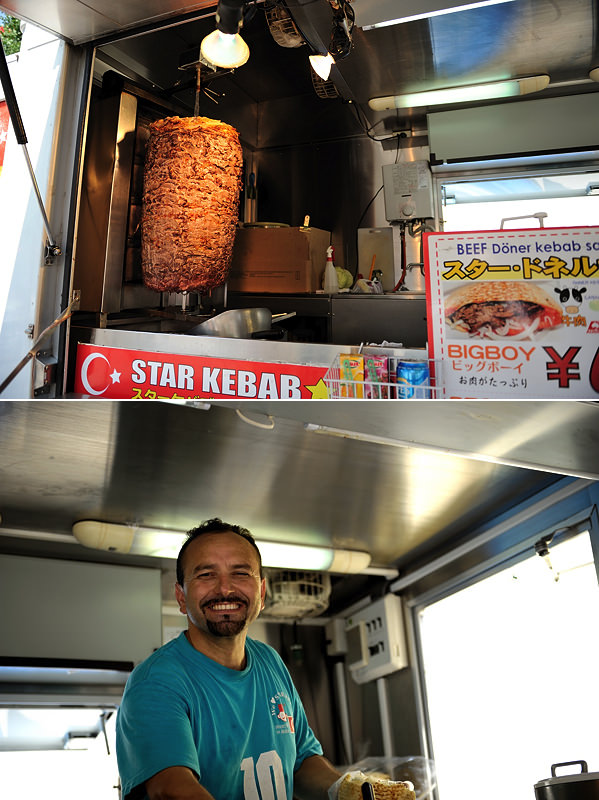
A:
[424,226,599,399]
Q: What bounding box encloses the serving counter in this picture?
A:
[69,326,429,400]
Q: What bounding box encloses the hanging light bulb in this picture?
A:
[309,53,336,81]
[201,30,249,69]
[200,0,250,69]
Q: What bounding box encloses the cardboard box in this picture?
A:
[227,227,331,293]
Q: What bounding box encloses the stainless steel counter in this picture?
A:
[331,293,428,347]
[227,291,429,348]
[77,326,425,367]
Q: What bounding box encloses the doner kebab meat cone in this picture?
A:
[141,115,243,293]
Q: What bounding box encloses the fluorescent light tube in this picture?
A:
[72,521,372,574]
[369,75,550,110]
[258,541,335,570]
[354,0,517,30]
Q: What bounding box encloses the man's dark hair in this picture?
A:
[176,518,263,585]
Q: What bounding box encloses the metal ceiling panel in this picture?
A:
[0,0,217,44]
[2,0,597,126]
[336,0,598,111]
[351,0,518,29]
[1,400,593,576]
[222,400,599,479]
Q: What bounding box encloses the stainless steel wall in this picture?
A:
[253,134,431,273]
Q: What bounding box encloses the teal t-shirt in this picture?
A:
[116,633,323,800]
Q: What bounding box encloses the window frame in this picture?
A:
[432,156,599,230]
[401,477,599,787]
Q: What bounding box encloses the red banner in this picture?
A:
[74,343,330,399]
[0,100,10,170]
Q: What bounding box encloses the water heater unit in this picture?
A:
[382,160,435,221]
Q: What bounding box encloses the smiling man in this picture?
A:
[116,518,341,800]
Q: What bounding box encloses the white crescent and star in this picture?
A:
[80,352,121,396]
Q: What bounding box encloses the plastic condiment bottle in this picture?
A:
[323,245,339,293]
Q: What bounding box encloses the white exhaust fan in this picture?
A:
[265,3,305,48]
[263,570,332,619]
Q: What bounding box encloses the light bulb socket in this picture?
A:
[215,0,246,34]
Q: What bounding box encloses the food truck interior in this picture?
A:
[1,399,599,797]
[1,0,599,397]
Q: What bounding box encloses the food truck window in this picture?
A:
[437,170,599,231]
[417,530,599,800]
[0,707,119,799]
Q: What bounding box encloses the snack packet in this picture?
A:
[339,354,364,398]
[364,355,389,399]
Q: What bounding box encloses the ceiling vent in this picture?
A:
[265,4,305,48]
[311,71,340,99]
[263,570,331,619]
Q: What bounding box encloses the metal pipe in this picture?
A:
[0,40,59,252]
[334,660,354,764]
[0,298,76,395]
[21,144,60,251]
[194,64,201,116]
[0,42,26,144]
[500,211,547,229]
[376,677,394,758]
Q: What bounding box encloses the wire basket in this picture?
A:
[324,354,444,399]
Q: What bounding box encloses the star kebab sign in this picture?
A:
[74,343,330,400]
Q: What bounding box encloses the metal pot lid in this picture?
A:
[535,773,599,787]
[535,772,599,789]
[535,762,599,787]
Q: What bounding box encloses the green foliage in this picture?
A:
[0,14,22,56]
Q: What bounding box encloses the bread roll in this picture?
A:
[444,279,563,337]
[338,771,416,800]
[444,280,561,315]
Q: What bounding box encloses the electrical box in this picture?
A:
[382,161,435,221]
[344,594,408,684]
